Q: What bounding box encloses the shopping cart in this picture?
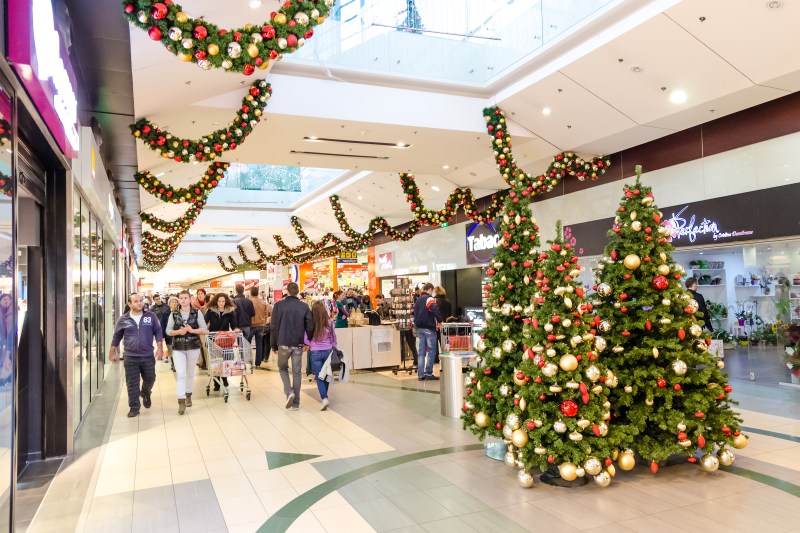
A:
[439,322,475,353]
[205,331,252,402]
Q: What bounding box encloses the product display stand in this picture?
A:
[391,277,417,376]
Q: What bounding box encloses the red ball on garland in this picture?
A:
[560,400,578,417]
[193,26,208,40]
[151,2,168,20]
[148,26,163,40]
[652,275,669,290]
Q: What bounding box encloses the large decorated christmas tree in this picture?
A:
[462,187,540,443]
[507,222,620,488]
[594,166,746,472]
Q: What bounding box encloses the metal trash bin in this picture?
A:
[440,352,476,418]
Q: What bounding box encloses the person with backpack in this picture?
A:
[413,283,443,381]
[166,290,209,414]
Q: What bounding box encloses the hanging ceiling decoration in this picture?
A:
[484,106,611,194]
[123,0,336,75]
[131,80,271,163]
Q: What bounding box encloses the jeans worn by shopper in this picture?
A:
[309,349,331,400]
[124,356,156,411]
[417,328,437,378]
[278,345,303,407]
[250,326,265,366]
[173,349,200,399]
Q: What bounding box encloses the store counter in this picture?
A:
[336,325,402,370]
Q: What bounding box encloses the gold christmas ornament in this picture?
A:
[718,449,735,466]
[513,371,526,387]
[553,420,567,433]
[618,452,635,471]
[732,434,748,449]
[593,471,611,487]
[623,254,641,270]
[662,298,672,306]
[672,360,688,375]
[506,413,520,430]
[517,470,534,488]
[511,429,529,448]
[585,365,601,382]
[504,452,517,467]
[689,324,703,337]
[492,347,503,359]
[542,363,558,377]
[657,264,670,276]
[503,425,514,440]
[584,457,602,476]
[700,454,720,473]
[559,354,578,371]
[475,412,489,427]
[558,462,578,481]
[631,220,643,231]
[499,384,510,397]
[502,339,516,353]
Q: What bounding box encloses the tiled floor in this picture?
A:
[25,357,800,533]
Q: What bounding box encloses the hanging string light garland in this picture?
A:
[399,173,506,226]
[484,106,611,194]
[137,161,229,203]
[131,81,271,163]
[122,0,336,75]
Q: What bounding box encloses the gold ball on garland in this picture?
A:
[511,429,528,447]
[207,43,220,56]
[732,434,748,449]
[179,52,193,62]
[181,38,194,49]
[175,11,189,23]
[657,264,670,275]
[274,12,287,24]
[247,44,259,58]
[623,254,641,270]
[474,412,489,427]
[558,463,578,481]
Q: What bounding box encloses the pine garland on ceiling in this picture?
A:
[123,0,336,75]
[131,80,271,163]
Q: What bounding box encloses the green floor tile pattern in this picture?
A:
[265,451,322,470]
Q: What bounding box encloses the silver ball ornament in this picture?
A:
[227,42,242,58]
[700,454,720,473]
[672,360,688,375]
[597,283,612,297]
[517,470,534,488]
[584,457,602,476]
[718,449,735,466]
[593,471,611,487]
[504,452,517,467]
[506,413,520,430]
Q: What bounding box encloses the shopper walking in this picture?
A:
[167,290,209,414]
[249,286,269,368]
[333,290,350,328]
[232,283,255,341]
[160,296,179,369]
[413,283,443,381]
[270,282,313,410]
[205,293,239,391]
[109,293,164,418]
[192,288,207,311]
[305,300,336,411]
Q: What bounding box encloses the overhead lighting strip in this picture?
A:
[290,150,389,160]
[304,137,411,148]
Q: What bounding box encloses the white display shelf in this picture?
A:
[691,268,725,272]
[734,285,761,288]
[697,284,726,288]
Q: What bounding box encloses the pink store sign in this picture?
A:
[8,0,80,158]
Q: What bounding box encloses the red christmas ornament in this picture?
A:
[286,34,298,47]
[147,26,162,40]
[193,25,208,40]
[651,461,659,474]
[652,275,669,290]
[151,2,168,20]
[560,400,578,417]
[657,378,666,388]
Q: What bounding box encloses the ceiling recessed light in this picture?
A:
[669,89,688,104]
[155,172,166,177]
[442,165,449,170]
[542,107,551,116]
[767,1,783,9]
[249,0,262,8]
[698,252,704,255]
[431,185,440,192]
[395,142,408,148]
[357,195,362,200]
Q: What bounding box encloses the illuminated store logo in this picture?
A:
[466,222,500,264]
[32,0,79,151]
[665,205,753,243]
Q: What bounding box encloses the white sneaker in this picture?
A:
[285,392,295,409]
[320,398,329,411]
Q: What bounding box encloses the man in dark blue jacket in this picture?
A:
[413,283,443,381]
[270,282,314,410]
[109,293,164,418]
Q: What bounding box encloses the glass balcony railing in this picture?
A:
[282,0,619,85]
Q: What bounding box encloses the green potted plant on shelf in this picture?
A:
[785,328,800,384]
[711,329,736,350]
[706,300,728,330]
